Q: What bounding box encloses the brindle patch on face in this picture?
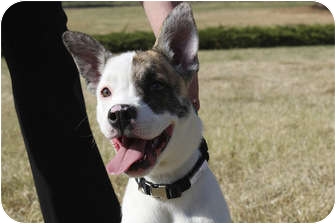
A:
[132,50,191,117]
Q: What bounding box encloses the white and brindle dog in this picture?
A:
[63,3,231,223]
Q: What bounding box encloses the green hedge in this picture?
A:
[94,24,334,52]
[199,24,334,49]
[95,31,156,52]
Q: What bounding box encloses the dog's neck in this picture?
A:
[142,110,203,185]
[144,146,201,184]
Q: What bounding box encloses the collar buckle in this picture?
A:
[150,185,168,200]
[135,138,209,200]
[137,179,168,200]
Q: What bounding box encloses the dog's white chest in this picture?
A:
[121,166,231,223]
[63,3,231,223]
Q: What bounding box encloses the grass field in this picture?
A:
[2,45,334,222]
[64,2,334,35]
[1,1,335,223]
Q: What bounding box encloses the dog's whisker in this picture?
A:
[78,134,94,138]
[90,138,97,149]
[63,3,231,221]
[75,116,89,130]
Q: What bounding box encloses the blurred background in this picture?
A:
[1,1,334,222]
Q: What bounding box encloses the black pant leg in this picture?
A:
[2,2,121,222]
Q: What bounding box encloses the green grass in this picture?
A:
[1,46,334,222]
[64,2,334,35]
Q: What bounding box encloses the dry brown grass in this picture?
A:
[64,2,334,35]
[1,45,334,222]
[197,47,334,222]
[1,2,334,222]
[1,59,43,222]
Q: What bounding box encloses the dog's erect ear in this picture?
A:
[153,3,199,83]
[62,31,111,94]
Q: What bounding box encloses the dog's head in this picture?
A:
[63,3,202,177]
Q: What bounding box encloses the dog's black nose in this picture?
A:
[108,104,137,134]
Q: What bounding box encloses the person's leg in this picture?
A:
[2,2,121,222]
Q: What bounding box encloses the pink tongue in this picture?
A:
[106,139,146,175]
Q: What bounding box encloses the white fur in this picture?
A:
[62,4,231,220]
[94,52,231,222]
[121,112,231,222]
[96,52,175,141]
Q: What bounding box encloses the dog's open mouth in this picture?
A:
[106,124,174,176]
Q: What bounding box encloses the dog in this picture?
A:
[63,3,231,222]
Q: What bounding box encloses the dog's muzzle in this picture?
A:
[108,104,136,136]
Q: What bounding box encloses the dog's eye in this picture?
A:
[101,87,111,97]
[150,81,165,92]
